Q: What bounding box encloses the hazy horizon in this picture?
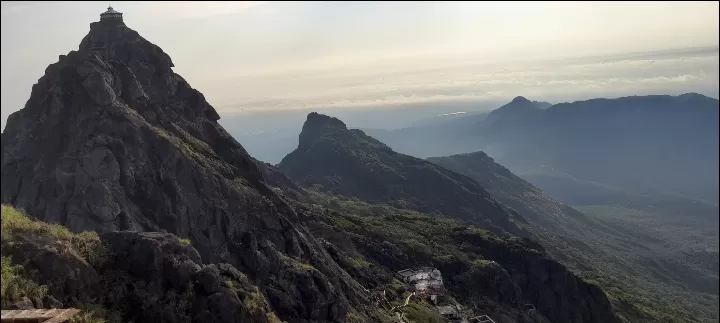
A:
[2,1,719,131]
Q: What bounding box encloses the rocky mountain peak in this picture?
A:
[297,112,349,148]
[280,113,529,237]
[306,112,347,128]
[77,20,175,72]
[2,12,375,322]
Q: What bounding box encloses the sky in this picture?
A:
[1,1,719,130]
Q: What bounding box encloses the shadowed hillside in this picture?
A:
[278,112,528,237]
[428,151,719,322]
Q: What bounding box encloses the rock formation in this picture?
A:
[0,17,376,323]
[278,112,528,237]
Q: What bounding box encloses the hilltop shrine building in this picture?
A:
[100,6,123,22]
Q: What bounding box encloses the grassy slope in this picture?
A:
[1,204,118,323]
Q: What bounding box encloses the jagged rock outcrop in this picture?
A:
[278,112,528,237]
[0,18,376,323]
[1,217,281,322]
[450,229,620,323]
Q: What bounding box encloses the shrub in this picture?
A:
[2,205,109,269]
[178,237,192,246]
[1,256,48,302]
[73,234,110,269]
[70,303,125,323]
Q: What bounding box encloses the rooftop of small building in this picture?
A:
[101,5,122,15]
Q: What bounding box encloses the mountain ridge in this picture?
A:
[277,113,623,323]
[1,17,384,323]
[279,112,529,237]
[370,93,719,203]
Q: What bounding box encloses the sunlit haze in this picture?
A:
[2,1,718,130]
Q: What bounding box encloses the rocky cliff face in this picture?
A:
[278,112,528,237]
[0,19,378,323]
[2,218,280,323]
[449,229,620,323]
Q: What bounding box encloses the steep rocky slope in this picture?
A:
[428,152,586,228]
[0,17,382,323]
[274,185,623,323]
[1,205,281,323]
[426,152,606,266]
[278,113,527,237]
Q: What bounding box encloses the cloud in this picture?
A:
[208,48,718,115]
[1,2,718,130]
[237,130,268,136]
[436,112,467,117]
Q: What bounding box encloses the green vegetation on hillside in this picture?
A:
[178,237,192,246]
[293,189,614,323]
[1,205,118,323]
[577,206,719,323]
[1,205,109,270]
[427,153,719,323]
[287,182,717,323]
[1,255,48,303]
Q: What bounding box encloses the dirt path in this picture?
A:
[390,292,415,323]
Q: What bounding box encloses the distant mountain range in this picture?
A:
[367,93,719,204]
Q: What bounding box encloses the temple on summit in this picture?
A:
[100,5,123,22]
